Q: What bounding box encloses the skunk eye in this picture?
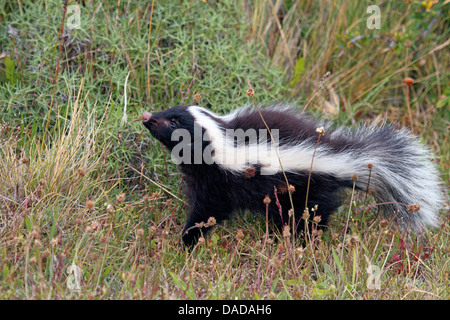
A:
[169,121,177,129]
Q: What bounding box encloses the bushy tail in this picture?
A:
[331,123,443,230]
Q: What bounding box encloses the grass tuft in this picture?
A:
[0,0,448,299]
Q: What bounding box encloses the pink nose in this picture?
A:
[142,112,152,122]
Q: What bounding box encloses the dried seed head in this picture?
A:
[277,183,288,194]
[132,293,140,299]
[367,163,373,169]
[282,225,291,238]
[263,195,271,205]
[207,217,216,226]
[407,204,421,213]
[288,184,295,193]
[100,234,109,243]
[197,237,205,245]
[288,208,294,217]
[21,157,29,164]
[85,199,95,210]
[315,127,325,135]
[244,166,256,178]
[403,77,414,86]
[193,93,202,103]
[276,243,285,254]
[77,168,86,177]
[352,174,358,182]
[195,221,205,228]
[348,235,360,246]
[137,229,144,237]
[116,192,126,204]
[126,272,135,282]
[246,88,254,97]
[41,249,50,262]
[313,215,322,224]
[25,197,33,208]
[50,237,59,247]
[106,204,114,214]
[152,190,162,198]
[148,226,157,238]
[295,247,305,258]
[418,58,426,67]
[30,227,40,240]
[236,229,245,240]
[91,220,100,231]
[379,219,389,228]
[39,179,46,186]
[302,208,310,221]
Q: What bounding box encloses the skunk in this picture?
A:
[142,104,443,247]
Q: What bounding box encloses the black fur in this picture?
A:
[143,105,356,247]
[143,104,442,247]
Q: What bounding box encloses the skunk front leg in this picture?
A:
[181,194,232,247]
[181,210,210,247]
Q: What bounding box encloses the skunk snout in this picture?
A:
[142,112,152,123]
[142,111,156,134]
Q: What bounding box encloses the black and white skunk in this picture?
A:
[142,103,443,247]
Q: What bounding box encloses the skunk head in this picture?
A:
[142,106,196,150]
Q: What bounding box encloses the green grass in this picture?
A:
[0,0,448,299]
